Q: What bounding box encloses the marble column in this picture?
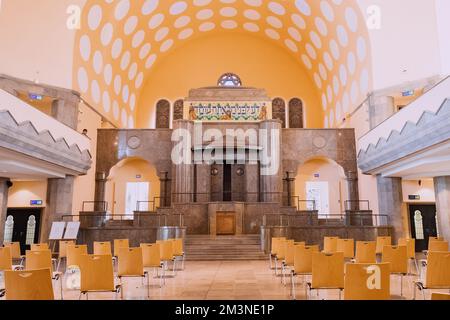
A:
[51,98,79,130]
[42,176,75,242]
[376,175,405,242]
[259,120,282,203]
[94,172,107,211]
[433,176,450,241]
[369,95,395,129]
[0,178,10,245]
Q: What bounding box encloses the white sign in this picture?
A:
[64,222,80,240]
[49,222,66,240]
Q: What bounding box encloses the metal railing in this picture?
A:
[62,213,184,228]
[344,200,371,211]
[171,191,283,203]
[288,196,316,211]
[82,201,108,212]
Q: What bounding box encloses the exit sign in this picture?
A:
[408,195,420,200]
[30,200,43,206]
[402,90,414,97]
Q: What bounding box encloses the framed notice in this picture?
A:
[49,222,66,240]
[64,221,80,240]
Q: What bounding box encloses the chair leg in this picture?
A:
[159,267,163,288]
[274,257,278,275]
[119,277,124,300]
[147,273,150,299]
[338,289,342,300]
[414,259,419,275]
[60,277,64,300]
[173,258,177,276]
[291,272,296,300]
[400,274,403,297]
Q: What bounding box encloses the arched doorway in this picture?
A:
[105,158,161,218]
[295,158,348,217]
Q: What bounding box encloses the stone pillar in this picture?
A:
[346,171,360,210]
[0,178,10,245]
[195,164,210,202]
[259,120,282,203]
[433,176,450,241]
[369,95,395,129]
[282,172,295,207]
[51,98,79,129]
[159,172,172,207]
[42,176,75,242]
[172,120,194,203]
[376,175,405,242]
[94,172,107,211]
[245,164,259,202]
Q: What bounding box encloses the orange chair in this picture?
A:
[56,240,75,272]
[336,239,355,259]
[4,268,54,300]
[3,242,24,266]
[270,237,286,271]
[307,252,345,300]
[382,245,408,297]
[398,238,418,274]
[376,237,392,255]
[114,239,130,257]
[30,243,49,251]
[432,293,450,300]
[344,263,391,300]
[323,237,339,254]
[355,241,377,263]
[93,242,112,255]
[140,243,165,287]
[282,242,305,286]
[66,245,88,268]
[117,247,149,299]
[414,252,450,300]
[428,240,448,252]
[169,238,185,271]
[290,245,319,300]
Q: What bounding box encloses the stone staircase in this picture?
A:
[184,234,267,261]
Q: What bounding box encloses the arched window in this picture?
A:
[218,73,242,87]
[156,99,171,128]
[289,98,304,128]
[272,98,286,128]
[173,99,184,121]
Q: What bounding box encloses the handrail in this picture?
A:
[344,200,371,211]
[62,213,185,228]
[359,75,450,152]
[82,201,108,212]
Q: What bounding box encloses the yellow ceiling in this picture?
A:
[73,0,372,128]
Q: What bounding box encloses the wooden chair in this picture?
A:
[113,239,130,257]
[169,238,185,272]
[157,240,176,277]
[279,239,294,284]
[94,242,112,255]
[282,242,305,286]
[431,293,450,300]
[56,240,75,272]
[428,240,448,252]
[414,252,450,300]
[4,269,54,300]
[398,238,418,275]
[140,243,165,287]
[3,242,24,266]
[344,263,391,300]
[66,245,88,268]
[323,237,339,254]
[79,254,121,300]
[307,252,345,300]
[117,247,149,299]
[336,239,355,259]
[274,239,289,276]
[382,245,408,297]
[290,245,319,300]
[25,249,63,299]
[269,237,286,271]
[31,243,49,251]
[376,236,392,255]
[0,247,12,298]
[355,241,377,263]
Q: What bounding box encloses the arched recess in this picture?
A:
[155,99,171,128]
[272,98,286,128]
[289,98,304,129]
[105,157,161,217]
[295,157,348,215]
[173,99,184,122]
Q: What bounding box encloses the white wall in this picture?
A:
[435,0,450,76]
[0,0,85,88]
[402,179,435,203]
[358,0,442,90]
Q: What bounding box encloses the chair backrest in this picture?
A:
[398,238,415,259]
[323,237,339,253]
[276,239,289,260]
[30,243,49,251]
[79,254,115,292]
[158,240,174,261]
[285,242,305,266]
[381,245,408,274]
[118,247,144,277]
[4,242,21,259]
[428,240,448,252]
[66,245,88,268]
[169,239,183,256]
[431,293,450,300]
[281,239,294,261]
[4,268,54,300]
[0,247,12,271]
[293,245,318,274]
[344,263,391,300]
[25,250,53,272]
[429,237,444,247]
[426,252,450,288]
[355,241,376,263]
[114,239,130,257]
[93,242,112,256]
[59,240,75,258]
[376,237,392,254]
[337,239,355,259]
[311,252,345,289]
[140,243,161,268]
[271,237,286,255]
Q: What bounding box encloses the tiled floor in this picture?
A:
[1,259,448,300]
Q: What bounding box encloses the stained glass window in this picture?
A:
[218,73,242,87]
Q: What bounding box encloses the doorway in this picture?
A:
[125,182,150,218]
[409,204,437,252]
[5,208,42,254]
[306,181,330,217]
